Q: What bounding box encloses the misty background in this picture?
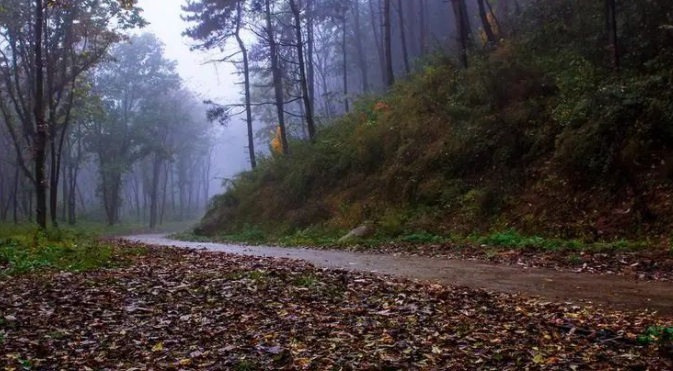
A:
[138,0,254,194]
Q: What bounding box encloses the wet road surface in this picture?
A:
[125,234,673,315]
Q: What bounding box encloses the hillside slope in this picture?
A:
[198,0,673,244]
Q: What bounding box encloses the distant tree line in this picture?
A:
[0,1,216,228]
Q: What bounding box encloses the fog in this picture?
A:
[137,0,255,194]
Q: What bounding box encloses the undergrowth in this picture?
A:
[196,0,673,245]
[0,224,145,276]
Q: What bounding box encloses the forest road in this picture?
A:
[125,234,673,316]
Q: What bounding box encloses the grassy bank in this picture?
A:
[0,224,146,276]
[176,225,659,254]
[196,0,673,246]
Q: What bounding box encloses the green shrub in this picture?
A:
[637,326,673,347]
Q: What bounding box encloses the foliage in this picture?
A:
[637,326,673,347]
[197,0,673,243]
[0,225,144,275]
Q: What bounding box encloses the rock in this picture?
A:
[338,224,375,242]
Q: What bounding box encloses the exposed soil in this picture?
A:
[126,235,673,315]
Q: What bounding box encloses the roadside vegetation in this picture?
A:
[0,225,145,276]
[197,0,673,250]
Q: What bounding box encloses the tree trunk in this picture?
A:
[369,0,386,87]
[353,0,369,93]
[451,0,470,68]
[420,0,428,54]
[397,0,411,74]
[307,0,316,114]
[605,0,620,70]
[150,154,162,229]
[265,0,289,154]
[234,1,256,169]
[34,0,48,229]
[342,15,350,113]
[477,0,497,45]
[290,0,317,140]
[13,164,19,224]
[383,0,394,86]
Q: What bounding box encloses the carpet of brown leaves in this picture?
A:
[1,245,671,370]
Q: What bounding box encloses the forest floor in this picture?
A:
[1,241,673,370]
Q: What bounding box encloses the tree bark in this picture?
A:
[397,0,411,74]
[34,0,48,229]
[353,0,369,92]
[265,0,289,154]
[420,0,427,54]
[369,0,386,87]
[290,0,317,140]
[605,0,620,70]
[13,164,19,224]
[383,0,394,86]
[341,15,349,113]
[451,0,470,68]
[149,155,162,229]
[306,0,316,114]
[477,0,497,45]
[235,1,257,168]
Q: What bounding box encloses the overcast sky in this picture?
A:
[136,0,252,193]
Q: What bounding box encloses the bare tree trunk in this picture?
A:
[396,0,411,74]
[353,0,369,92]
[149,156,162,229]
[341,15,350,113]
[13,164,19,224]
[290,0,317,140]
[34,0,48,229]
[383,0,394,86]
[477,0,497,45]
[420,0,427,54]
[307,0,316,114]
[451,0,470,68]
[369,0,386,87]
[405,0,418,57]
[235,1,257,168]
[605,0,620,70]
[265,0,289,154]
[160,162,169,225]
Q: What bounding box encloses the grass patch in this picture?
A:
[0,224,145,276]
[293,273,321,288]
[475,229,650,252]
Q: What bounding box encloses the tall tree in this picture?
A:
[476,0,497,45]
[289,0,317,139]
[605,0,619,70]
[396,0,410,74]
[451,0,472,68]
[383,0,394,86]
[265,0,289,154]
[352,0,369,92]
[182,0,258,168]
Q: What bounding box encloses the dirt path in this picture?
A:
[125,234,673,315]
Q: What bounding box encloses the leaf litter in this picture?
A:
[0,244,671,370]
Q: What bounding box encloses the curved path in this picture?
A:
[125,234,673,315]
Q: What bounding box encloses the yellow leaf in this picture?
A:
[152,342,164,352]
[178,359,192,366]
